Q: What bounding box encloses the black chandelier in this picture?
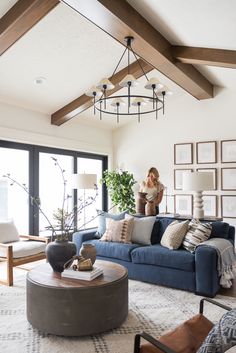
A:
[86,36,172,123]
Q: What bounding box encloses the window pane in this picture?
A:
[39,153,74,236]
[77,157,103,229]
[0,148,29,233]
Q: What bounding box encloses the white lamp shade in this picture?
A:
[145,77,163,90]
[182,172,214,191]
[72,174,97,189]
[132,97,147,106]
[96,78,114,90]
[85,85,102,98]
[119,74,138,88]
[111,98,126,107]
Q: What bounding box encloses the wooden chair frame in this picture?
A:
[0,235,50,286]
[134,298,232,353]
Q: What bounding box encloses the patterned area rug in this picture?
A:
[0,275,235,353]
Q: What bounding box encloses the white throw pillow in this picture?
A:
[0,220,19,243]
[125,214,156,245]
[225,347,236,353]
[161,220,189,250]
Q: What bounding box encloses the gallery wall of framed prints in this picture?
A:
[173,139,236,220]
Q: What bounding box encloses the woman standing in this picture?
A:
[139,167,164,215]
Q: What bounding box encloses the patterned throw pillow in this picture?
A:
[100,218,134,243]
[182,219,212,253]
[197,308,236,353]
[161,220,190,250]
[96,210,128,237]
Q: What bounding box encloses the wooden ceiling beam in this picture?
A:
[51,59,153,126]
[0,0,60,56]
[61,0,213,102]
[172,46,236,69]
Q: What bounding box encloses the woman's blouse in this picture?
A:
[140,181,164,202]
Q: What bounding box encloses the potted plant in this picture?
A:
[3,157,98,272]
[101,169,136,213]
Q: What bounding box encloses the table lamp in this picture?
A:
[182,171,214,219]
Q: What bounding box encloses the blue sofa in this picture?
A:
[73,217,235,297]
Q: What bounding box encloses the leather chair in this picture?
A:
[0,220,49,286]
[134,298,234,353]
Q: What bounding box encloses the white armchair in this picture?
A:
[0,220,49,286]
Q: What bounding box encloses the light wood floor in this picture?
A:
[0,261,235,297]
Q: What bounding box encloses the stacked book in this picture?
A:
[61,266,103,281]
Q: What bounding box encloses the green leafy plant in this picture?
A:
[101,170,136,213]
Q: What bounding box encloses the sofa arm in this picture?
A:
[195,246,219,297]
[73,228,98,255]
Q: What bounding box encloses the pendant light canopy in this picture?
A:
[85,36,172,123]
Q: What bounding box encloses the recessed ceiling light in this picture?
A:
[34,77,46,85]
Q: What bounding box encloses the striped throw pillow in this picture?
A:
[182,219,212,253]
[100,218,134,243]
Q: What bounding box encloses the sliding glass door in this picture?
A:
[0,140,107,236]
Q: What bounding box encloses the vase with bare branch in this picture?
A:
[3,157,98,272]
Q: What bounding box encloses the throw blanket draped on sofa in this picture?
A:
[198,238,236,288]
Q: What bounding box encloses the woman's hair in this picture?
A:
[147,167,159,183]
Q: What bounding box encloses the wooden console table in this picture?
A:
[157,213,223,222]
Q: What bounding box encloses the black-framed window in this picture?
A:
[0,140,108,235]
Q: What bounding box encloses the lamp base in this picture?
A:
[193,191,204,220]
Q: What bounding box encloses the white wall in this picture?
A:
[113,87,236,226]
[0,101,113,158]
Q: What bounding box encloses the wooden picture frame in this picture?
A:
[196,141,217,164]
[221,168,236,190]
[174,143,193,165]
[202,195,217,217]
[174,194,193,216]
[196,168,217,190]
[221,139,236,163]
[221,195,236,218]
[174,169,193,190]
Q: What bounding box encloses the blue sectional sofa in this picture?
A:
[73,217,235,297]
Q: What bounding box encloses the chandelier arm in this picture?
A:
[129,46,150,82]
[111,47,128,77]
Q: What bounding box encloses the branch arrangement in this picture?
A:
[3,157,98,242]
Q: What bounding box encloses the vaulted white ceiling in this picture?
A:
[0,0,236,129]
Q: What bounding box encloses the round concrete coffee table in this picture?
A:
[26,260,128,336]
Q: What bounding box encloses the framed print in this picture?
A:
[196,141,217,164]
[221,139,236,163]
[174,194,193,216]
[174,169,193,190]
[202,195,217,217]
[221,168,236,190]
[196,168,217,190]
[221,195,236,218]
[174,143,193,165]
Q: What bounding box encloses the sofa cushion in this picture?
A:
[125,215,156,245]
[161,220,189,250]
[100,218,134,243]
[0,220,19,243]
[210,221,230,239]
[96,210,128,237]
[0,240,46,258]
[183,219,212,253]
[131,244,195,272]
[83,239,140,262]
